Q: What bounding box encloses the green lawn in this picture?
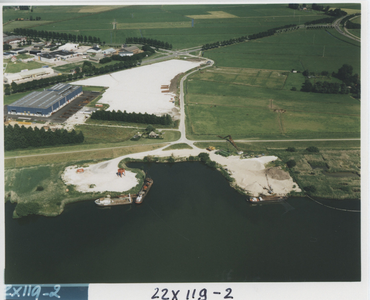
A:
[4,59,47,73]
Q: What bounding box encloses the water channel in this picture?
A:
[5,162,361,284]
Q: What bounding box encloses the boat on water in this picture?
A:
[248,194,286,203]
[95,194,133,206]
[135,178,153,204]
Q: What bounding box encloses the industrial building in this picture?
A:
[7,83,82,117]
[4,67,55,84]
[37,50,76,63]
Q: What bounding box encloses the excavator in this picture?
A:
[217,135,239,151]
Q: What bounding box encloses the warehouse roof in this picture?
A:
[9,84,81,110]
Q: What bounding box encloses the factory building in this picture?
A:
[7,83,82,117]
[4,67,55,84]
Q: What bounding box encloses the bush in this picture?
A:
[15,202,41,217]
[306,146,319,153]
[286,147,296,152]
[286,160,296,168]
[291,87,297,91]
[36,186,44,191]
[304,185,317,194]
[198,152,210,162]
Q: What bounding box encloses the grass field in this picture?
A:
[5,155,145,217]
[3,4,335,49]
[185,66,360,140]
[204,28,360,75]
[3,59,47,73]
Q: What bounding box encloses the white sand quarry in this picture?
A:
[72,59,203,116]
[62,147,301,196]
[64,59,300,196]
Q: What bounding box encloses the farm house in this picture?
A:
[7,83,82,117]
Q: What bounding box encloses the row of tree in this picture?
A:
[300,80,349,94]
[346,20,361,29]
[202,24,297,50]
[4,124,84,151]
[13,28,103,44]
[90,110,173,125]
[300,64,360,97]
[125,37,172,50]
[304,17,335,25]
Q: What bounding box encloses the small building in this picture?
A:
[119,49,133,57]
[149,131,160,138]
[103,48,117,55]
[3,35,26,44]
[122,45,142,54]
[87,46,102,54]
[4,67,54,84]
[58,43,79,51]
[7,83,83,117]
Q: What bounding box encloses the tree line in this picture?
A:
[125,37,172,50]
[14,28,103,44]
[91,110,173,125]
[300,64,360,97]
[4,124,84,151]
[304,17,335,25]
[202,24,297,50]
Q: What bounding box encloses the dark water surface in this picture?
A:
[5,162,361,283]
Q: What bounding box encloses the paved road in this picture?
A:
[5,44,360,160]
[332,15,361,42]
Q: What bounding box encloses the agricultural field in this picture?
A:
[185,66,360,140]
[204,28,360,74]
[3,4,334,49]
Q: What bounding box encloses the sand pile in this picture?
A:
[62,159,138,193]
[61,147,300,197]
[72,59,203,116]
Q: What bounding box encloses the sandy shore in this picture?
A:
[61,147,301,196]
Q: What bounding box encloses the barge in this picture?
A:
[248,194,286,203]
[95,194,133,206]
[135,178,153,204]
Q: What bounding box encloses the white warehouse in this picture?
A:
[4,67,55,84]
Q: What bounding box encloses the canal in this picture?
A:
[5,162,361,283]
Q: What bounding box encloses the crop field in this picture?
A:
[205,28,360,74]
[117,21,192,29]
[191,67,289,89]
[185,67,360,140]
[3,4,332,49]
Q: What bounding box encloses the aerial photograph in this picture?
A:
[2,2,366,299]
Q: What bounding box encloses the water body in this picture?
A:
[5,162,361,284]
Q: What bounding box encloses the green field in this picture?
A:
[204,29,360,74]
[4,59,47,73]
[3,4,335,49]
[185,66,360,140]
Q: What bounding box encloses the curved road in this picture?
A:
[5,46,360,161]
[332,15,361,42]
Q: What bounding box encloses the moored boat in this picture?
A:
[95,194,133,206]
[135,178,153,204]
[248,194,286,203]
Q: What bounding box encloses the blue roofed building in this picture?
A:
[7,83,82,117]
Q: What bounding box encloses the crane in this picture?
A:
[217,135,239,151]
